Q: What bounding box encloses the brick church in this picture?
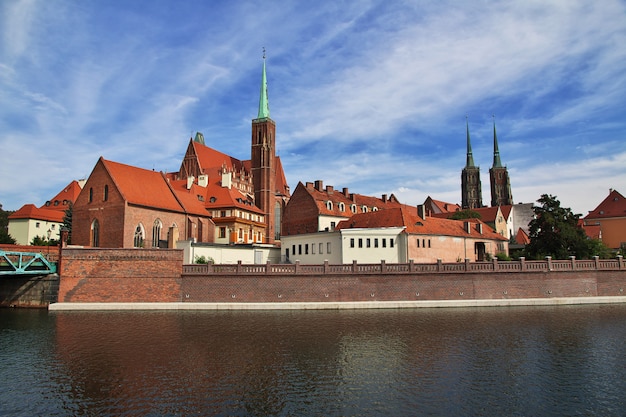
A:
[461,117,513,209]
[72,57,290,248]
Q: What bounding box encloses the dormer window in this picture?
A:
[372,207,378,211]
[362,206,368,213]
[209,197,217,203]
[326,201,333,210]
[338,202,345,212]
[351,204,357,213]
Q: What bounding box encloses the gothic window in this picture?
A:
[134,224,144,247]
[274,202,281,240]
[91,219,100,247]
[89,187,93,203]
[152,219,162,247]
[198,220,203,243]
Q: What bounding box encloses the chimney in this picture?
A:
[186,176,195,190]
[417,204,426,219]
[314,180,323,191]
[325,185,334,194]
[382,194,387,203]
[343,187,349,197]
[198,174,208,187]
[306,182,313,188]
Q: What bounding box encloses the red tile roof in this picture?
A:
[585,189,626,220]
[43,180,84,210]
[515,227,530,245]
[337,204,507,240]
[302,181,401,217]
[424,197,461,214]
[9,204,65,222]
[101,158,185,213]
[193,141,246,177]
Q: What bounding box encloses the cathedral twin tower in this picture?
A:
[461,117,513,209]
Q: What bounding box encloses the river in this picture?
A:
[1,305,626,416]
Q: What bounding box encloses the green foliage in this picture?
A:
[194,255,214,264]
[62,202,73,244]
[524,194,597,260]
[31,235,58,246]
[449,210,482,220]
[0,203,16,244]
[496,252,511,261]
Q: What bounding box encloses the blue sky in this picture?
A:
[1,0,625,216]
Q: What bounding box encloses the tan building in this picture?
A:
[584,189,626,250]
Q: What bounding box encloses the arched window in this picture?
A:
[338,202,345,212]
[152,219,162,247]
[274,202,281,240]
[326,201,333,210]
[134,224,145,247]
[351,204,357,213]
[362,206,368,213]
[91,219,100,247]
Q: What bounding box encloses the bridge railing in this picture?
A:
[183,255,625,276]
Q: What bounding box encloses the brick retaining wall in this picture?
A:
[58,248,183,302]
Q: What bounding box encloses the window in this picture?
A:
[298,244,302,255]
[219,227,226,239]
[382,239,386,248]
[312,243,316,254]
[366,238,371,248]
[319,243,323,254]
[152,219,162,247]
[36,222,40,228]
[134,224,144,247]
[221,210,226,217]
[390,238,394,248]
[327,242,331,253]
[274,202,281,240]
[417,239,420,248]
[428,239,431,248]
[351,204,357,213]
[350,238,355,248]
[198,221,203,242]
[292,245,296,256]
[91,219,100,247]
[88,187,93,203]
[305,244,309,255]
[358,238,363,248]
[374,238,378,248]
[51,224,56,230]
[338,202,345,212]
[326,201,333,210]
[103,185,108,201]
[362,206,368,213]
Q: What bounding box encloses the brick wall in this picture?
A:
[59,248,183,302]
[180,270,626,303]
[0,244,59,262]
[0,274,59,307]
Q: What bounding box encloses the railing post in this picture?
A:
[324,260,329,274]
[593,255,600,270]
[409,259,414,272]
[519,256,526,271]
[352,260,357,273]
[618,255,624,270]
[545,256,552,271]
[381,259,386,273]
[570,256,576,270]
[465,258,470,271]
[266,260,271,275]
[437,259,442,272]
[493,258,498,272]
[237,260,242,274]
[295,260,300,274]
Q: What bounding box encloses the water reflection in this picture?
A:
[1,306,626,416]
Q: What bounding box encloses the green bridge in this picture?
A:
[0,250,57,275]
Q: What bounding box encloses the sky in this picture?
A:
[1,0,625,216]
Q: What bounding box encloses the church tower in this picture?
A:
[489,117,513,206]
[461,118,483,209]
[251,52,277,243]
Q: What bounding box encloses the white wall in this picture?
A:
[281,232,342,264]
[339,228,406,263]
[8,219,61,245]
[177,240,281,264]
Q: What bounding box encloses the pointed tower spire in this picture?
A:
[257,48,270,119]
[492,115,502,168]
[465,116,475,168]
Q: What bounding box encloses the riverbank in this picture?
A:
[49,296,626,311]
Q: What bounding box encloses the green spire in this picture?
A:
[465,117,475,168]
[257,50,270,119]
[492,115,503,168]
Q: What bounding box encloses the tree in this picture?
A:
[62,202,73,244]
[525,194,596,260]
[0,203,17,244]
[449,209,481,220]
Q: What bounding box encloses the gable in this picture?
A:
[585,189,626,220]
